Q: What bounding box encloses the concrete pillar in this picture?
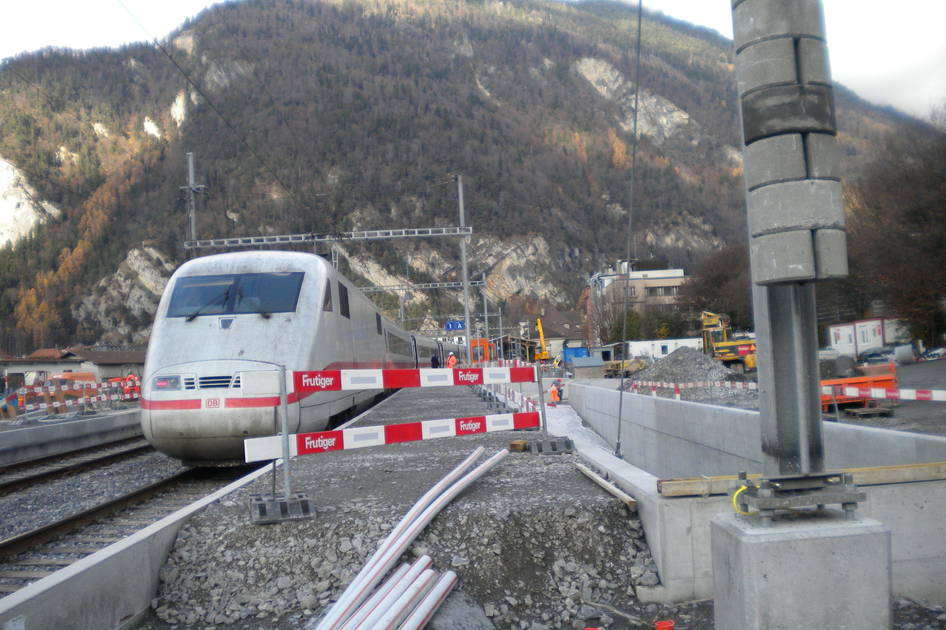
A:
[733,0,848,475]
[712,512,891,629]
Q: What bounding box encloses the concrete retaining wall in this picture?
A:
[569,383,946,605]
[0,465,271,629]
[0,409,141,466]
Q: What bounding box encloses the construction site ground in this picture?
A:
[136,358,946,629]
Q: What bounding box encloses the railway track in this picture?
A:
[0,437,154,495]
[0,467,248,598]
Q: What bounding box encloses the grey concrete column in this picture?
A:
[732,0,848,476]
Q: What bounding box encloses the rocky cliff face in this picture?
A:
[575,57,698,146]
[0,156,60,247]
[72,247,176,345]
[69,234,568,346]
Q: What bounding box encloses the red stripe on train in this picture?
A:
[141,398,202,410]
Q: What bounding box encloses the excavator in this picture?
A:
[700,311,757,373]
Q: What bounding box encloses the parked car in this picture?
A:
[857,348,895,365]
[922,347,946,360]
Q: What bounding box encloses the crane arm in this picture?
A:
[535,318,550,360]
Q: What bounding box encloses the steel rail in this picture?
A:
[0,469,193,562]
[0,441,154,496]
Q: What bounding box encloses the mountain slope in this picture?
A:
[0,0,933,349]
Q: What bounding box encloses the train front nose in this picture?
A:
[141,364,285,464]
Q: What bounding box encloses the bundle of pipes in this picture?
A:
[312,447,509,630]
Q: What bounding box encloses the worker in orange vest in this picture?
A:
[446,352,458,369]
[549,382,560,404]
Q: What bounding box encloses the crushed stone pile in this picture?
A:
[623,346,760,410]
[141,437,673,630]
[630,347,733,383]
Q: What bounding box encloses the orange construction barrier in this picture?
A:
[820,362,897,411]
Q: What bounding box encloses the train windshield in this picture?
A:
[167,272,305,319]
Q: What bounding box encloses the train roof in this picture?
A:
[171,250,330,277]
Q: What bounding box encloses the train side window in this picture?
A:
[376,313,382,335]
[322,279,333,312]
[339,283,350,318]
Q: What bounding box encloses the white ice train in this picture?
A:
[141,250,460,465]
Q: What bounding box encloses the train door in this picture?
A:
[336,280,355,367]
[410,336,420,369]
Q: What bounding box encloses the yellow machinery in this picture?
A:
[535,318,551,361]
[700,311,757,373]
[603,356,647,379]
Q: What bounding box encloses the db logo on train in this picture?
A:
[205,398,221,409]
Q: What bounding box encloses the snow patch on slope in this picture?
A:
[0,157,61,247]
[143,117,162,139]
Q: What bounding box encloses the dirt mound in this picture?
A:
[622,347,760,409]
[631,346,733,383]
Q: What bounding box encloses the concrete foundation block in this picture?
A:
[744,134,805,190]
[805,132,841,179]
[748,179,843,236]
[735,38,797,94]
[814,228,849,278]
[711,511,891,630]
[750,230,815,284]
[733,0,826,50]
[798,37,832,84]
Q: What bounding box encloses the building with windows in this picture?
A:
[592,263,687,316]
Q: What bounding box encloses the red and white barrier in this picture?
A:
[627,379,946,404]
[293,367,535,393]
[19,391,138,411]
[244,411,540,462]
[821,385,946,402]
[15,378,140,395]
[631,379,758,392]
[10,376,141,411]
[482,381,539,414]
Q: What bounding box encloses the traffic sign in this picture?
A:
[445,320,464,331]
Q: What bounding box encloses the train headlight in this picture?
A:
[152,375,182,391]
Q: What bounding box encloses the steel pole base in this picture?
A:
[733,471,865,526]
[249,492,315,525]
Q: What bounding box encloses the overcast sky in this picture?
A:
[2,0,944,120]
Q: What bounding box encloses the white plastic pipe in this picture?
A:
[329,562,409,630]
[398,570,458,630]
[317,446,485,630]
[336,449,509,624]
[339,556,432,630]
[368,568,437,630]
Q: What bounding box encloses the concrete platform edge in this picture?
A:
[0,409,142,466]
[567,383,946,606]
[0,463,273,629]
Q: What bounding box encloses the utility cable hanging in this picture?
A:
[616,0,644,459]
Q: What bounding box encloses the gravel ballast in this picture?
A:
[0,451,186,540]
[145,432,660,629]
[134,372,946,629]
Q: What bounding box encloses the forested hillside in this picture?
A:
[0,0,938,351]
